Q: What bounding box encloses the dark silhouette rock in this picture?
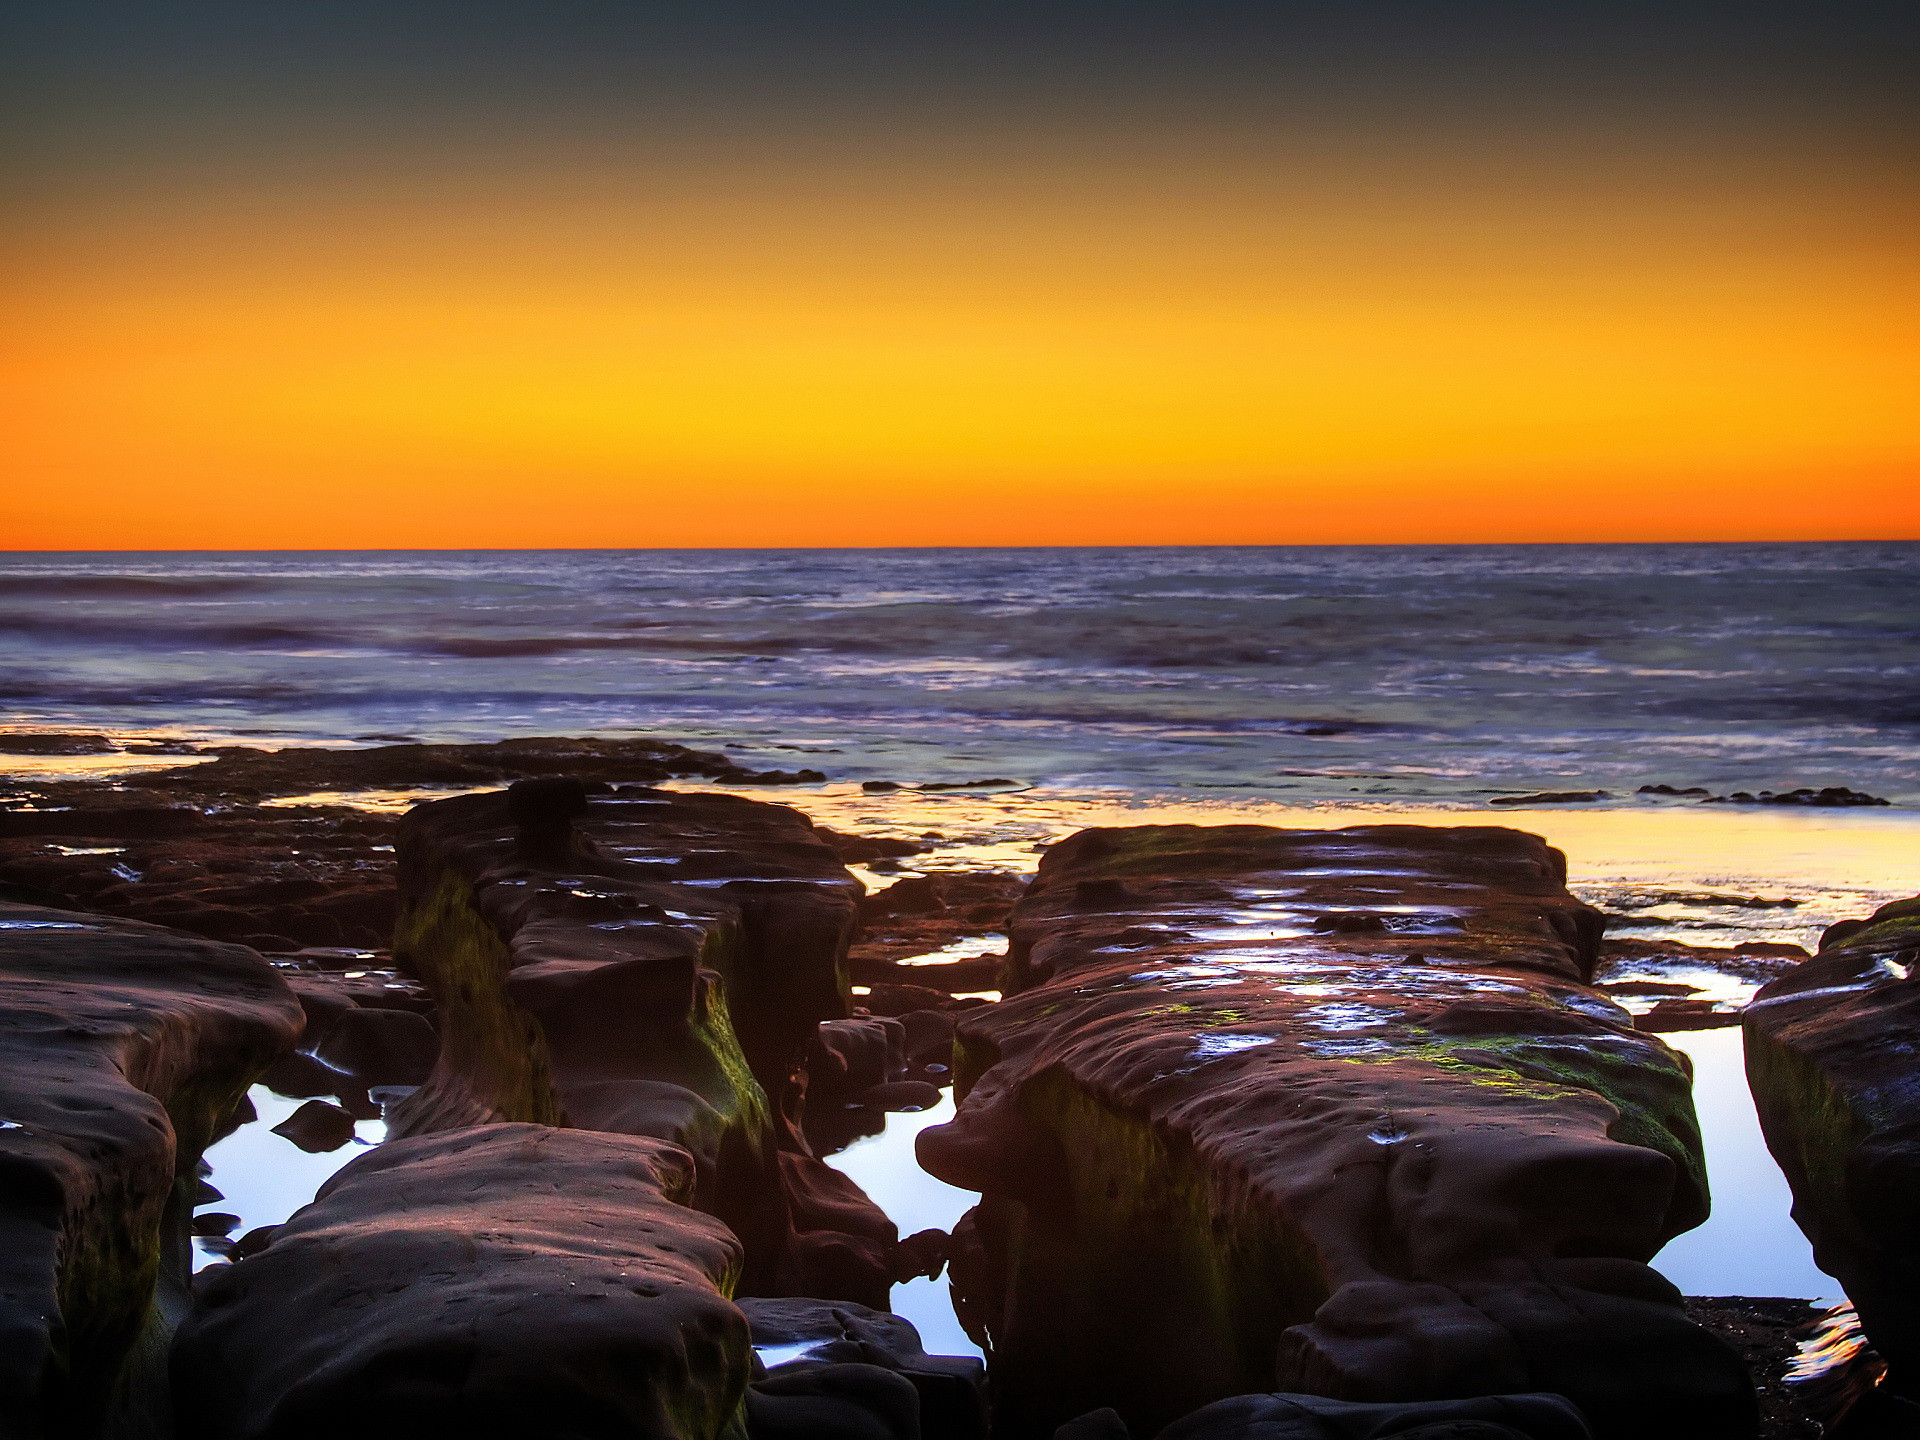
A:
[143,735,752,798]
[865,877,948,917]
[1056,1409,1132,1440]
[0,903,300,1436]
[1745,896,1920,1401]
[1149,1391,1593,1440]
[309,1006,439,1087]
[258,1048,346,1100]
[0,732,116,755]
[1703,788,1889,808]
[172,1124,753,1440]
[729,768,830,785]
[231,1225,277,1259]
[859,1080,943,1112]
[816,828,929,863]
[1490,792,1609,806]
[269,1098,360,1153]
[893,1229,950,1283]
[746,1364,922,1440]
[387,785,897,1303]
[898,1010,956,1068]
[809,1018,909,1099]
[919,825,1747,1440]
[1634,997,1738,1032]
[740,1296,987,1440]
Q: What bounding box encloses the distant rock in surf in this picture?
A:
[1489,790,1609,805]
[0,731,117,755]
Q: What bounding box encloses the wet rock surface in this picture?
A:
[0,797,400,952]
[0,736,811,955]
[173,1123,754,1440]
[919,824,1750,1440]
[1744,896,1920,1400]
[0,736,1867,1439]
[387,781,898,1303]
[1636,785,1891,808]
[1590,939,1805,1032]
[0,903,301,1436]
[1682,1298,1823,1440]
[849,871,1025,1005]
[741,1297,988,1440]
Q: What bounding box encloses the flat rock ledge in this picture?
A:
[918,823,1752,1440]
[386,780,896,1303]
[172,1124,753,1440]
[0,902,300,1438]
[1744,896,1920,1412]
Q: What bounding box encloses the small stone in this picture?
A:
[269,1099,359,1154]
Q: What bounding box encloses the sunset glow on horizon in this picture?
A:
[5,6,1916,549]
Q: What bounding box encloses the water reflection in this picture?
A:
[825,1095,983,1358]
[193,1085,385,1268]
[1653,1028,1835,1300]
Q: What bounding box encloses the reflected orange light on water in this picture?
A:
[667,782,1920,933]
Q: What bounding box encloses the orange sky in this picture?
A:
[5,18,1917,548]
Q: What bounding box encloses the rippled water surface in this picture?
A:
[4,543,1916,803]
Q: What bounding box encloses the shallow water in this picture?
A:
[1652,1030,1835,1301]
[825,1096,983,1358]
[193,1087,385,1265]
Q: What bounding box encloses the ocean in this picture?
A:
[4,542,1917,804]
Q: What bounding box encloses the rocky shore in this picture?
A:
[918,824,1747,1440]
[0,737,1910,1439]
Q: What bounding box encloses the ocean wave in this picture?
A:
[0,576,274,598]
[3,543,1916,799]
[0,615,343,648]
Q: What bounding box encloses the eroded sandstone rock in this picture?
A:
[740,1297,988,1440]
[0,735,817,956]
[1744,896,1920,1401]
[172,1124,752,1440]
[386,781,895,1302]
[0,903,300,1436]
[918,824,1748,1440]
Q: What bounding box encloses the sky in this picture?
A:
[3,3,1916,549]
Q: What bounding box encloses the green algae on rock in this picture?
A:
[387,781,896,1303]
[0,903,301,1438]
[919,823,1750,1440]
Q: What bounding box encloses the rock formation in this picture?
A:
[386,779,896,1302]
[0,903,300,1436]
[918,824,1751,1440]
[1744,896,1920,1413]
[172,1124,753,1440]
[739,1297,988,1440]
[0,736,822,954]
[1100,1388,1593,1440]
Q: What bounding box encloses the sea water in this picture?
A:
[2,543,1915,804]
